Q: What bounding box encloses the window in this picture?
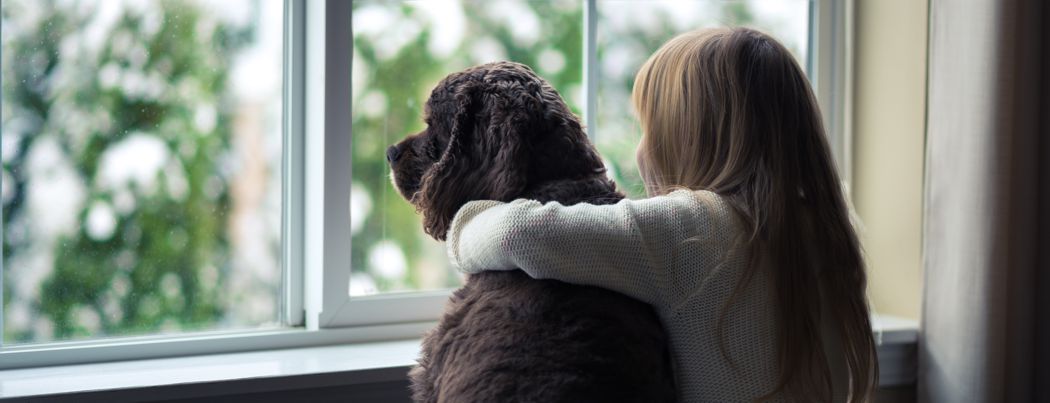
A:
[0,0,850,368]
[2,0,285,345]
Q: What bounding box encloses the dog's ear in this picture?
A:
[414,77,535,241]
[414,81,477,241]
[474,80,537,200]
[528,81,607,182]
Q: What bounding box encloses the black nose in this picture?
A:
[386,145,401,163]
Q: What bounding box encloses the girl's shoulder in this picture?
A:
[662,188,734,217]
[659,188,745,238]
[661,187,720,204]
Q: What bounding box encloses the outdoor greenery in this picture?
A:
[2,0,281,343]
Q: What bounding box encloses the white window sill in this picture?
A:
[0,316,917,401]
[872,315,920,387]
[0,339,420,401]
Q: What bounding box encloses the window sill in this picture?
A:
[0,339,420,401]
[872,315,919,387]
[0,316,917,401]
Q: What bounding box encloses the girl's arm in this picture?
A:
[446,189,704,307]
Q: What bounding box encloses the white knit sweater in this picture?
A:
[447,189,847,402]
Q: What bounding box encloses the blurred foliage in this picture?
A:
[2,0,271,343]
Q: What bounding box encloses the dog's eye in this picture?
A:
[427,138,443,159]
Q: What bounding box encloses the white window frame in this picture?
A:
[300,0,451,331]
[0,0,853,370]
[811,0,854,186]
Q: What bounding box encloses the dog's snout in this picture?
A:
[386,145,402,163]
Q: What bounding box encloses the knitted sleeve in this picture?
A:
[446,189,703,306]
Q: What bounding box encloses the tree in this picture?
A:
[2,0,264,342]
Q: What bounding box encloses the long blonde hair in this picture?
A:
[632,28,877,402]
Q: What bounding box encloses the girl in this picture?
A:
[446,28,877,402]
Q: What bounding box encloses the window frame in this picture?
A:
[0,0,855,370]
[299,0,452,330]
[811,0,855,186]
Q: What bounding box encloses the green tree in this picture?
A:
[2,0,263,342]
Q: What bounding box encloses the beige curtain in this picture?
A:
[920,0,1049,402]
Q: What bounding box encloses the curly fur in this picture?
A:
[389,62,676,403]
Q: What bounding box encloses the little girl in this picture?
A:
[446,28,877,402]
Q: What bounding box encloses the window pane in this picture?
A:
[596,0,810,197]
[1,0,284,344]
[350,0,583,296]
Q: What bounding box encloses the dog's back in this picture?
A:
[409,182,676,403]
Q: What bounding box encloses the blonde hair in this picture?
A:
[633,28,877,402]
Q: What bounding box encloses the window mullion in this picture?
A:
[303,0,355,330]
[812,0,854,187]
[313,0,450,333]
[583,0,598,139]
[282,0,307,328]
[318,0,354,328]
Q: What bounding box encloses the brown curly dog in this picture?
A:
[388,61,676,403]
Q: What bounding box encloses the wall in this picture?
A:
[851,0,929,320]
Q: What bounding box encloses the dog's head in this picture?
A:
[388,61,608,241]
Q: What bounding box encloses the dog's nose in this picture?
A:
[386,145,401,163]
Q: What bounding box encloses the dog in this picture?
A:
[388,61,676,403]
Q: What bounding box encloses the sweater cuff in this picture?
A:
[446,200,506,272]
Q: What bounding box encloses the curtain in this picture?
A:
[920,0,1049,402]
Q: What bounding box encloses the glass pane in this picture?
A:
[596,0,810,197]
[351,0,583,296]
[1,0,284,344]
